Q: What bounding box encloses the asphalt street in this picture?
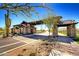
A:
[0,37,26,55]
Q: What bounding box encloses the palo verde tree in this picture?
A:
[42,4,56,37]
[43,15,62,38]
[0,3,52,37]
[43,16,55,37]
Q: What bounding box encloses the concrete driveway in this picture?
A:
[23,32,74,43]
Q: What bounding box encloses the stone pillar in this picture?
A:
[13,28,16,34]
[67,24,76,38]
[67,25,70,37]
[17,28,20,34]
[19,28,22,34]
[70,24,76,38]
[27,24,31,34]
[52,16,62,37]
[53,25,58,37]
[20,27,23,34]
[11,28,14,35]
[23,27,27,34]
[27,27,31,34]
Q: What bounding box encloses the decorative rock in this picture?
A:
[49,50,62,56]
[49,49,72,56]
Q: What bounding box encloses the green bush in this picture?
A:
[75,34,79,43]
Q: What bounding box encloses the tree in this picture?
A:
[5,12,11,37]
[0,3,51,37]
[52,16,62,38]
[43,16,54,37]
[43,16,62,39]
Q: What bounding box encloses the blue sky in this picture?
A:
[0,3,79,30]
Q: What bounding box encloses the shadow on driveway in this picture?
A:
[22,34,74,43]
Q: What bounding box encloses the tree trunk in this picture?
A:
[48,29,51,39]
[5,10,11,37]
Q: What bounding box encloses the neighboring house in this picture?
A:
[11,21,36,35]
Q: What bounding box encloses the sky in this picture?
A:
[0,3,79,30]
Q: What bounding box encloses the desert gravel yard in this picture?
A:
[1,32,79,56]
[2,36,79,56]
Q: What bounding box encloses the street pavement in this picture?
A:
[0,37,26,55]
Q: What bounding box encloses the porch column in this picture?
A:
[67,24,76,38]
[52,16,62,37]
[23,27,27,34]
[20,27,24,34]
[19,28,22,34]
[67,25,70,37]
[53,25,58,37]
